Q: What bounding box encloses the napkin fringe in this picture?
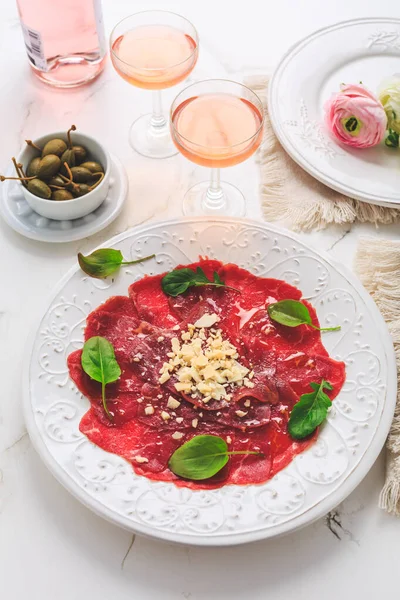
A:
[355,238,400,514]
[380,455,400,516]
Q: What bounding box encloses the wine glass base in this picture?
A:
[182,181,247,217]
[129,114,179,159]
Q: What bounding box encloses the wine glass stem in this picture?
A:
[150,90,167,131]
[204,168,225,210]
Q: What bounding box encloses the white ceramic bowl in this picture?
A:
[17,131,110,220]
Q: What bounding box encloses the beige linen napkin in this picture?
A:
[355,239,400,515]
[246,75,400,231]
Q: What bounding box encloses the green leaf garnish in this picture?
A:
[168,434,262,480]
[161,266,239,297]
[81,336,121,419]
[268,299,341,332]
[78,248,155,279]
[288,380,333,439]
[385,128,399,148]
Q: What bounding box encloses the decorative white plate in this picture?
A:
[24,217,396,546]
[0,154,128,243]
[269,18,400,208]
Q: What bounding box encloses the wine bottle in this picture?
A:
[16,0,107,88]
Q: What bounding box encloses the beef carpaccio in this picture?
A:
[68,259,346,489]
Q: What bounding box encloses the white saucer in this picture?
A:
[0,153,128,243]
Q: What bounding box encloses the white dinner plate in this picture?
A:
[24,217,396,545]
[269,18,400,208]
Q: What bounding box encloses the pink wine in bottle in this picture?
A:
[16,0,107,88]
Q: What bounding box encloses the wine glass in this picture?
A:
[110,11,199,159]
[170,79,264,216]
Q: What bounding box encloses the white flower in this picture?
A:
[378,74,400,134]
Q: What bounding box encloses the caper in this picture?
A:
[80,161,104,174]
[42,138,67,157]
[48,175,66,187]
[75,183,90,197]
[26,157,41,177]
[52,189,74,201]
[37,154,61,179]
[60,148,76,172]
[70,166,92,183]
[27,178,52,199]
[72,145,87,164]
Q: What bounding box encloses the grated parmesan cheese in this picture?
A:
[158,314,250,404]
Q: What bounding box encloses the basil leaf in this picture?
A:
[268,299,341,332]
[161,267,239,297]
[213,271,223,285]
[288,380,333,439]
[161,268,197,296]
[78,248,155,279]
[195,267,211,284]
[168,434,262,480]
[81,336,121,419]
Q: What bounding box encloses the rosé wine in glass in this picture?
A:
[171,80,264,216]
[112,25,197,90]
[110,11,199,159]
[171,94,263,168]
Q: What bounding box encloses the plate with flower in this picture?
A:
[269,17,400,207]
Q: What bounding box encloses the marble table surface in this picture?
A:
[1,1,400,598]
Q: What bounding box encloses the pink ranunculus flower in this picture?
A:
[324,83,387,148]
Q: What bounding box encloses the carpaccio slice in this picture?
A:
[68,259,346,490]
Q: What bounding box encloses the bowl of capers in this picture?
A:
[6,125,110,220]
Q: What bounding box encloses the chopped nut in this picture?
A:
[157,336,165,342]
[171,431,184,440]
[226,436,232,444]
[161,411,171,421]
[235,410,248,418]
[191,418,198,428]
[167,396,181,410]
[244,378,255,388]
[194,313,220,328]
[134,456,149,464]
[244,399,251,408]
[144,406,154,415]
[175,417,184,424]
[159,371,171,384]
[174,381,192,393]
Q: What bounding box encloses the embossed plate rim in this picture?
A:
[23,217,397,546]
[269,17,400,208]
